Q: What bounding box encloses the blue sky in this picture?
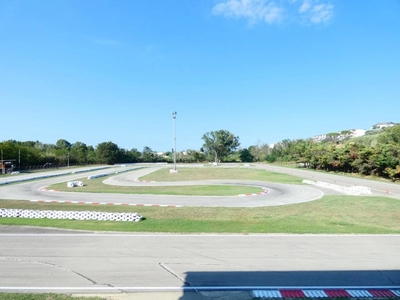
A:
[1,0,399,152]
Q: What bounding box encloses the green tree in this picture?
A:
[56,139,72,150]
[201,130,240,162]
[141,146,155,162]
[95,142,120,165]
[239,148,254,162]
[70,141,88,164]
[378,124,400,145]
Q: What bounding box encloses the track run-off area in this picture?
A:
[1,163,400,299]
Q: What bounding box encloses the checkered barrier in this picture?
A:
[0,208,143,222]
[302,180,372,195]
[253,288,400,298]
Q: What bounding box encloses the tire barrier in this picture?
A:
[0,208,143,222]
[302,180,372,195]
[67,181,84,188]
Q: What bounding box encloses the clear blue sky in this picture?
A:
[1,0,399,152]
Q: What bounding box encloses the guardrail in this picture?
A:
[0,167,111,186]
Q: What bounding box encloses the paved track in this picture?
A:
[259,164,400,200]
[0,165,325,207]
[0,228,399,295]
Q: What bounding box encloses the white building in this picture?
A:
[372,122,395,129]
[350,129,366,137]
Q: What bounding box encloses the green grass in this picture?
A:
[47,167,301,196]
[50,178,263,196]
[3,167,400,234]
[140,167,303,184]
[1,195,400,234]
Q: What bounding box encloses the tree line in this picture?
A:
[2,125,399,181]
[266,124,400,181]
[0,130,253,171]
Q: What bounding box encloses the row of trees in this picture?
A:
[0,130,251,171]
[267,124,400,181]
[3,125,399,181]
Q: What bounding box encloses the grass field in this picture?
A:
[1,195,399,234]
[140,166,303,183]
[1,167,400,234]
[48,167,301,196]
[50,179,264,196]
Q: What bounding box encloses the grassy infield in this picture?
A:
[1,166,400,300]
[1,166,399,234]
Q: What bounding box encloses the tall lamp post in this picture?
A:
[171,111,178,172]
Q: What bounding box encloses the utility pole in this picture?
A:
[171,111,178,173]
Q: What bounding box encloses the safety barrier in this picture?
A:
[0,166,110,186]
[87,167,142,180]
[302,180,372,195]
[0,208,143,222]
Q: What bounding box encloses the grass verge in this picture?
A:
[140,167,303,184]
[50,178,263,196]
[1,195,400,234]
[47,167,301,196]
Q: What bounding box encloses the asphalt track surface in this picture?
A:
[1,164,400,299]
[0,164,325,207]
[0,228,399,298]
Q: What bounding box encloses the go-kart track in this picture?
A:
[1,164,400,299]
[0,165,325,207]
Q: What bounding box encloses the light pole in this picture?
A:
[172,111,177,172]
[67,152,70,168]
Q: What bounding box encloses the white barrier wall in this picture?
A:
[302,180,372,195]
[0,167,110,186]
[87,167,142,180]
[0,208,143,222]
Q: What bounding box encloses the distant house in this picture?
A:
[350,129,366,137]
[313,129,366,142]
[312,134,327,142]
[372,122,395,129]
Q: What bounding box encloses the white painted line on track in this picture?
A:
[1,233,400,237]
[1,286,400,291]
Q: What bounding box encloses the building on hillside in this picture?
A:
[372,122,395,129]
[313,129,366,143]
[312,134,327,142]
[350,129,366,137]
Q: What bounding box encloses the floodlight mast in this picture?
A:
[172,111,177,171]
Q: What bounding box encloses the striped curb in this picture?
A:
[39,186,268,197]
[238,189,270,197]
[38,187,58,192]
[253,288,400,298]
[134,179,156,183]
[30,200,182,207]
